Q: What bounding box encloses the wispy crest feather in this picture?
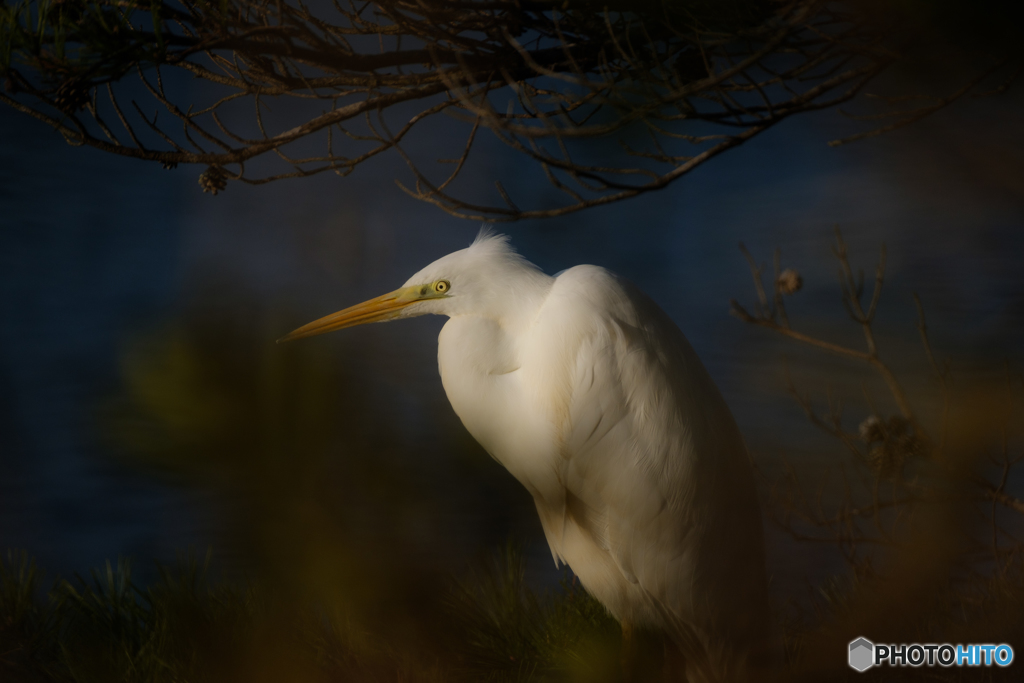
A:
[468,228,539,274]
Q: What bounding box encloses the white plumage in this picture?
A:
[282,232,773,679]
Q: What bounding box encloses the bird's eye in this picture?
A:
[434,280,450,294]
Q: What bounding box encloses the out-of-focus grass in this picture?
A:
[4,543,1023,682]
[442,542,621,682]
[0,545,623,683]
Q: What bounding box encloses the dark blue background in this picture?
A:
[2,83,1022,597]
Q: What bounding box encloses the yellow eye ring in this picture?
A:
[434,280,450,294]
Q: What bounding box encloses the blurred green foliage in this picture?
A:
[0,544,625,683]
[1,0,167,83]
[108,312,453,621]
[4,543,1024,682]
[98,296,565,673]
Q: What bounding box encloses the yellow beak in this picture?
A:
[278,287,418,343]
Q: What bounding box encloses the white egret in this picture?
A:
[281,233,773,680]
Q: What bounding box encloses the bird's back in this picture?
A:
[438,264,773,674]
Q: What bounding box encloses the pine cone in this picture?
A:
[53,79,90,113]
[199,166,227,195]
[162,161,179,170]
[777,268,803,295]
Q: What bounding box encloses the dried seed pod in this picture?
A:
[867,442,904,478]
[859,415,884,442]
[777,268,803,294]
[895,431,928,460]
[885,415,910,435]
[863,414,928,478]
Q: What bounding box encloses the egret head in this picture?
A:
[279,232,549,342]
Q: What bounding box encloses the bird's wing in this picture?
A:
[528,265,756,623]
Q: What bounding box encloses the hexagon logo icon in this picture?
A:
[849,637,874,672]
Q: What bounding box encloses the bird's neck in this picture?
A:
[490,268,554,331]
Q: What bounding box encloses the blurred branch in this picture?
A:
[731,228,914,424]
[985,487,1024,515]
[913,292,952,452]
[735,230,1024,582]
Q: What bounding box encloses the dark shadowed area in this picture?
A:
[2,16,1024,678]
